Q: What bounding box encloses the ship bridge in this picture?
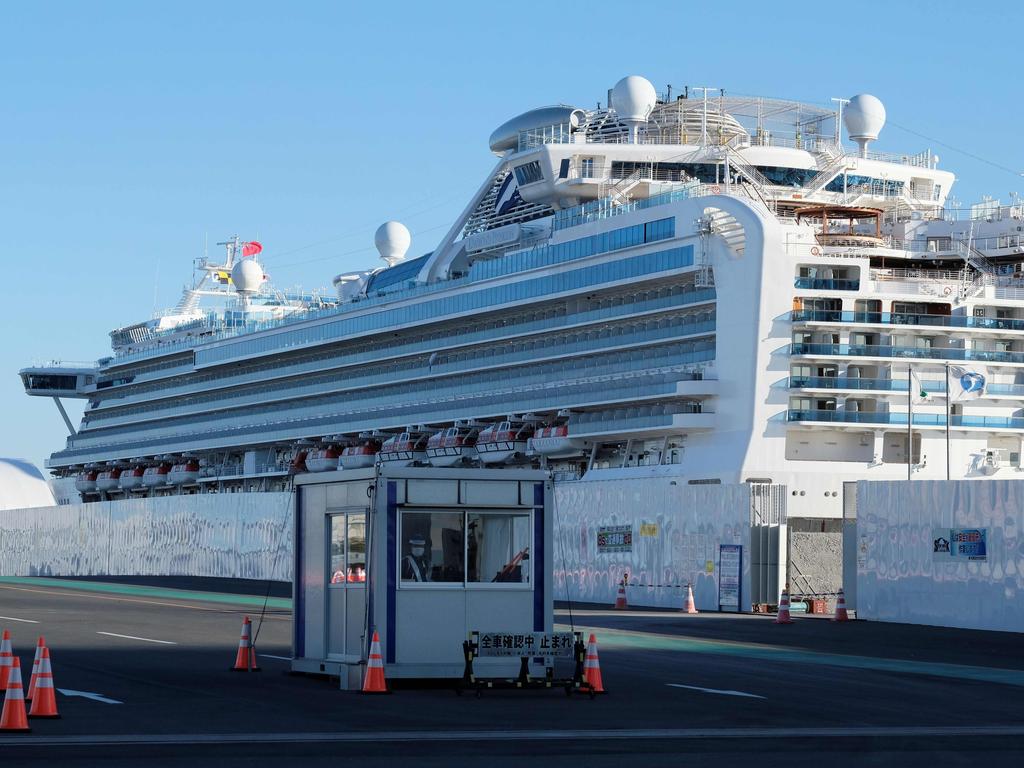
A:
[20,361,99,437]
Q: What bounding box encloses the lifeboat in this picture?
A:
[168,460,200,485]
[340,439,379,469]
[74,470,99,493]
[378,431,428,466]
[529,424,587,459]
[306,446,340,473]
[142,464,171,488]
[119,466,146,491]
[95,467,123,492]
[426,425,479,467]
[476,420,535,464]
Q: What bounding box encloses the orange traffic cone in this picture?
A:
[361,631,389,694]
[230,616,260,672]
[582,633,606,694]
[0,657,30,732]
[613,575,628,610]
[775,589,794,624]
[0,629,12,689]
[26,636,44,700]
[683,584,699,614]
[832,589,850,622]
[28,648,59,719]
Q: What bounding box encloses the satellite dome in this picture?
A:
[844,94,886,155]
[375,221,411,267]
[231,257,264,295]
[610,76,657,122]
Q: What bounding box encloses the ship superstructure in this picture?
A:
[21,76,1024,517]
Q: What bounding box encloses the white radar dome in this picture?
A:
[231,257,264,295]
[844,94,886,155]
[610,75,658,122]
[375,221,411,267]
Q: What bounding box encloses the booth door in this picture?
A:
[326,511,367,658]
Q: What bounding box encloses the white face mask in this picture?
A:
[411,546,425,557]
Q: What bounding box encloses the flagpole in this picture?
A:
[907,365,913,481]
[945,362,951,481]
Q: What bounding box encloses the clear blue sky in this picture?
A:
[3,0,1022,472]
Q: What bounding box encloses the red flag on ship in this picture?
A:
[242,241,263,257]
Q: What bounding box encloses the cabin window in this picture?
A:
[466,512,531,584]
[513,161,544,186]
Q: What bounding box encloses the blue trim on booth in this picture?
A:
[533,481,544,632]
[294,488,304,658]
[386,480,398,664]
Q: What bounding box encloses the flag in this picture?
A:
[948,366,987,401]
[215,270,232,285]
[242,241,263,257]
[910,370,931,404]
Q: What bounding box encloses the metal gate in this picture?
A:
[749,484,787,606]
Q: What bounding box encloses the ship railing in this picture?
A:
[868,267,968,283]
[28,360,99,370]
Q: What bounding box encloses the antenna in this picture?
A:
[830,97,850,147]
[692,86,720,147]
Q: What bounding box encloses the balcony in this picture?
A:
[794,278,860,291]
[790,343,1024,365]
[787,409,1024,430]
[789,376,1024,397]
[792,310,1024,332]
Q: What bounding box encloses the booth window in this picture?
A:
[329,512,367,585]
[400,510,531,587]
[400,511,464,583]
[467,512,531,584]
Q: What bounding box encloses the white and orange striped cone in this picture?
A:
[361,630,389,694]
[775,589,794,624]
[683,584,699,614]
[581,633,606,694]
[28,648,59,719]
[26,636,45,700]
[0,629,12,689]
[0,657,30,732]
[613,576,628,610]
[230,616,261,672]
[832,589,850,623]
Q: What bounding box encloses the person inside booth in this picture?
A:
[401,535,431,582]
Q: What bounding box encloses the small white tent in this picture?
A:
[0,458,56,510]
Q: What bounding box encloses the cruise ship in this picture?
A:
[21,75,1024,519]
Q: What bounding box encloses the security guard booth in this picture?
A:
[291,466,552,689]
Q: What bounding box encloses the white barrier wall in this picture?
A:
[0,493,292,581]
[856,480,1024,633]
[553,479,752,611]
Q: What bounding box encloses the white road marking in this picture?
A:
[0,615,39,624]
[57,689,124,705]
[666,683,766,699]
[96,631,176,645]
[259,654,291,661]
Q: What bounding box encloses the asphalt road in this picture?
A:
[1,577,1023,767]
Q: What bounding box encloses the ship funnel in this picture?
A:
[375,221,411,268]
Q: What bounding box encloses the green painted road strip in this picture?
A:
[561,623,1024,688]
[0,577,292,610]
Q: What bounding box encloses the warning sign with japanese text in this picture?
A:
[475,632,576,658]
